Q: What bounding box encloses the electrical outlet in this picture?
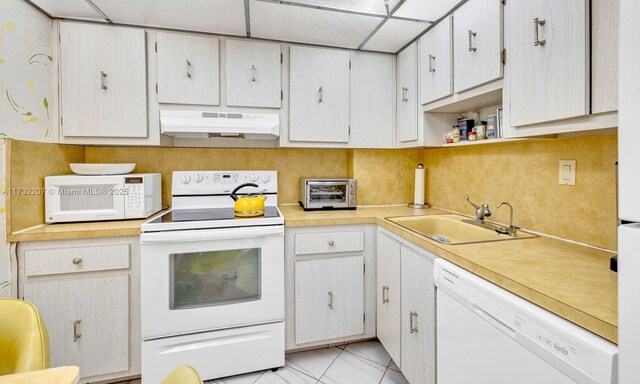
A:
[559,160,576,186]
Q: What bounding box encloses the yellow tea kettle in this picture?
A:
[231,183,267,217]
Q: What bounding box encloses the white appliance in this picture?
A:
[44,173,162,223]
[434,259,618,384]
[619,2,640,383]
[140,170,284,383]
[160,110,280,140]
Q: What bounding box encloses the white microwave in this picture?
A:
[45,173,162,223]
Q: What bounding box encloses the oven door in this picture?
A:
[306,181,349,208]
[140,225,284,340]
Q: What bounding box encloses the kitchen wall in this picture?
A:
[423,135,618,250]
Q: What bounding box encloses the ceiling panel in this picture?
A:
[29,0,106,21]
[90,0,246,36]
[285,0,388,15]
[362,18,428,53]
[250,0,381,49]
[393,0,463,21]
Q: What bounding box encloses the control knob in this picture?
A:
[180,175,191,185]
[261,174,271,183]
[249,174,260,182]
[193,174,204,184]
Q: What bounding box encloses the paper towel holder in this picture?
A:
[408,163,431,209]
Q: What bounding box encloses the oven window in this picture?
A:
[308,184,347,203]
[170,248,261,310]
[59,184,116,211]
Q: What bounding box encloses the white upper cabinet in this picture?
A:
[453,0,503,93]
[156,32,220,105]
[225,40,282,108]
[507,0,588,127]
[419,17,453,105]
[349,51,395,148]
[397,43,418,144]
[289,46,350,143]
[60,22,147,138]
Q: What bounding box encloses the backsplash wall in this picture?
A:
[422,135,618,250]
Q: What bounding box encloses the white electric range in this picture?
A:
[140,171,284,383]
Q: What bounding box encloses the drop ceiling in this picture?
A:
[28,0,465,53]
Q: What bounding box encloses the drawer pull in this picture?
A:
[382,285,390,304]
[328,291,334,309]
[409,311,418,334]
[73,319,82,342]
[72,257,83,265]
[328,240,335,246]
[533,18,546,47]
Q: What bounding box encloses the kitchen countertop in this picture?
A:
[280,205,618,344]
[8,205,618,344]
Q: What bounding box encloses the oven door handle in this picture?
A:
[140,226,284,244]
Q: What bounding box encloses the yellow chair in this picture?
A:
[0,299,50,376]
[160,365,203,384]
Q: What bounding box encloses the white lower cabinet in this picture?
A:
[17,237,141,383]
[376,228,436,384]
[285,225,376,350]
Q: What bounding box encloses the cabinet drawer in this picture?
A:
[25,244,130,277]
[295,231,364,255]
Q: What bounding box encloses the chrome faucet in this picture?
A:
[496,202,518,237]
[464,195,491,223]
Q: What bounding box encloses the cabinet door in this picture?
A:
[419,17,453,104]
[349,51,395,148]
[24,275,129,379]
[289,46,350,143]
[507,0,588,127]
[295,255,364,344]
[376,232,402,364]
[60,23,147,138]
[397,43,418,144]
[157,32,220,105]
[401,247,435,384]
[453,0,503,93]
[226,39,281,108]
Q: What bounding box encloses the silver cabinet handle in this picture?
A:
[428,55,436,73]
[328,240,335,246]
[73,319,82,342]
[186,59,192,78]
[72,257,82,265]
[402,87,408,102]
[251,65,256,82]
[318,86,323,103]
[328,291,334,309]
[468,30,477,52]
[382,285,389,304]
[409,311,418,334]
[533,18,546,46]
[100,71,107,90]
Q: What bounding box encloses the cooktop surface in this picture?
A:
[150,206,281,224]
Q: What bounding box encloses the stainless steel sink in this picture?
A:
[386,214,537,245]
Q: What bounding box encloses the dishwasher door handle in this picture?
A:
[473,305,516,339]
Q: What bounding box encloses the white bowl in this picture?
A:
[70,163,136,175]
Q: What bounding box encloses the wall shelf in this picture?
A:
[434,136,557,148]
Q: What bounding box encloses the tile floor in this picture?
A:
[119,340,408,384]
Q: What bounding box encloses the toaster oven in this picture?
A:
[299,178,356,210]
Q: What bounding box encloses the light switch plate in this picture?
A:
[559,160,576,186]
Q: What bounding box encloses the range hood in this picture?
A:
[160,110,280,140]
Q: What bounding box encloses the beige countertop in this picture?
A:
[8,205,618,344]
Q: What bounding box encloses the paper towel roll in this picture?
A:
[414,164,425,205]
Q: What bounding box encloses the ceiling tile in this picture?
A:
[286,0,388,15]
[362,18,428,53]
[90,0,246,36]
[393,0,463,21]
[29,0,106,21]
[250,0,381,49]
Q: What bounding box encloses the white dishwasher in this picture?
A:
[434,259,618,384]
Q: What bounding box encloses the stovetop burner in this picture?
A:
[151,206,280,224]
